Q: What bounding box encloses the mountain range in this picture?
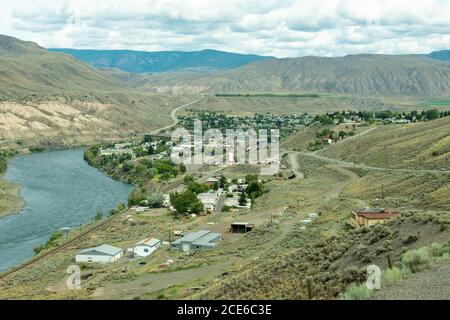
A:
[48,48,274,73]
[113,53,450,96]
[1,34,450,99]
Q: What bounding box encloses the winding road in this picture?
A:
[151,98,202,134]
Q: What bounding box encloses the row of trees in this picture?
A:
[315,109,449,125]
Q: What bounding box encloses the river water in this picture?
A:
[0,149,132,272]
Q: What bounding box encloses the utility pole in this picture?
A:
[168,223,172,243]
[381,184,384,200]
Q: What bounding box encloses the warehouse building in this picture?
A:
[75,244,123,263]
[171,230,221,252]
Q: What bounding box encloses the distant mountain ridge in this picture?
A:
[48,48,274,73]
[427,50,450,62]
[124,53,450,96]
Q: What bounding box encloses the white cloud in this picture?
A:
[0,0,449,57]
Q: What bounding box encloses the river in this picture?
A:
[0,149,133,272]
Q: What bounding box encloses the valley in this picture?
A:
[0,33,449,301]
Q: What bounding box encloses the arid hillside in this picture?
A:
[117,54,450,96]
[321,117,450,170]
[0,35,192,145]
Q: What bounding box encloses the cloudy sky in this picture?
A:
[1,0,449,57]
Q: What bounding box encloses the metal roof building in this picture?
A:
[171,230,221,252]
[75,244,123,263]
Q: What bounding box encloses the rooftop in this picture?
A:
[77,244,122,256]
[136,238,160,247]
[353,208,400,219]
[192,232,221,247]
[171,230,211,245]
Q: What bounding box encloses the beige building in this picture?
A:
[352,209,400,227]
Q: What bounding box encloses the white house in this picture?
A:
[75,244,123,263]
[162,194,171,207]
[198,192,219,212]
[133,238,161,257]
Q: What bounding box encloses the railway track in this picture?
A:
[0,164,209,280]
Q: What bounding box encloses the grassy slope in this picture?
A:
[321,117,450,170]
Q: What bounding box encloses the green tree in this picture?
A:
[238,191,248,206]
[148,193,165,208]
[128,188,147,207]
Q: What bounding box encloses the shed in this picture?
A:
[134,238,161,257]
[231,222,254,233]
[75,244,123,263]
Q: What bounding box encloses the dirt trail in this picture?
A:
[287,152,304,178]
[92,258,235,299]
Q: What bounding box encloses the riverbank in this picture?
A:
[0,177,24,218]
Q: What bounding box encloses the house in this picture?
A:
[162,194,171,207]
[352,208,401,227]
[230,222,254,233]
[75,244,123,263]
[205,177,219,186]
[171,230,221,252]
[197,192,219,212]
[133,238,161,257]
[225,195,251,209]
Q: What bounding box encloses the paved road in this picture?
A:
[151,99,202,134]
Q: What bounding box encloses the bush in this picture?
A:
[339,283,372,300]
[402,247,432,272]
[376,240,392,255]
[33,244,45,255]
[381,267,408,287]
[402,232,420,244]
[94,211,103,221]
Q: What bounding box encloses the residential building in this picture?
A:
[352,208,401,227]
[133,238,161,257]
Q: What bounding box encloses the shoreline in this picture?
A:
[0,176,25,219]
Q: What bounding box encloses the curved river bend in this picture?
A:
[0,149,132,272]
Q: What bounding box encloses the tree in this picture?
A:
[424,109,440,120]
[239,191,248,206]
[128,188,147,207]
[246,181,264,199]
[170,190,203,214]
[148,193,165,208]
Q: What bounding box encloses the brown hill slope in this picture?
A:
[127,54,450,96]
[321,117,450,170]
[0,35,190,144]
